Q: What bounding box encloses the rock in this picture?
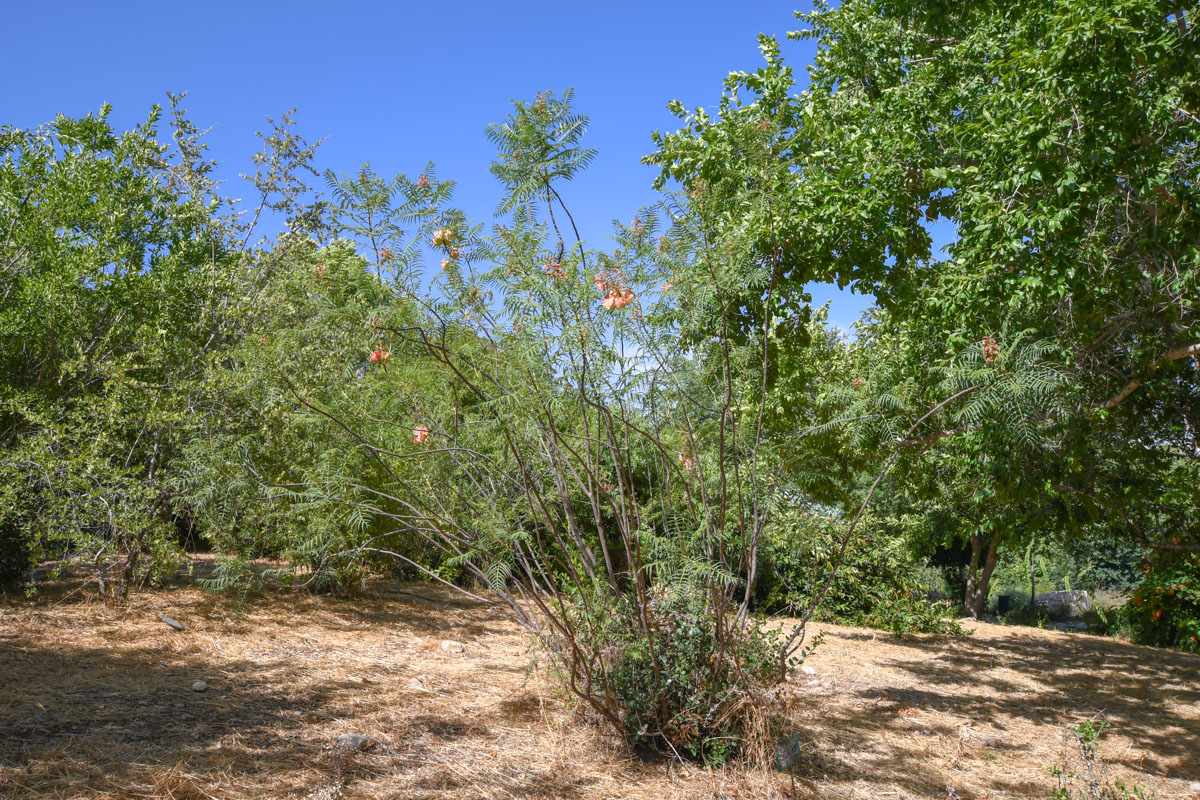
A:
[1053,620,1089,631]
[1034,590,1093,619]
[191,680,207,692]
[983,735,1030,751]
[1188,781,1200,792]
[158,615,185,631]
[335,733,373,751]
[439,640,465,654]
[800,665,817,676]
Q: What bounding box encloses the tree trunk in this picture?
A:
[963,533,1002,619]
[1028,545,1037,609]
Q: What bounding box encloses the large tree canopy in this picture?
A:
[648,0,1198,614]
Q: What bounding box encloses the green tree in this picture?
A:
[0,100,232,597]
[650,0,1199,612]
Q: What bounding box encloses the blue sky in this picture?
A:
[1,1,888,330]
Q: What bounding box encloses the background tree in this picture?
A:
[0,100,234,597]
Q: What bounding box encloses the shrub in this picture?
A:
[595,590,790,764]
[1124,549,1200,653]
[1048,718,1149,799]
[760,509,965,637]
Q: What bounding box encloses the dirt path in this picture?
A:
[1,581,1197,799]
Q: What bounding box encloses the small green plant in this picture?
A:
[1002,602,1053,629]
[1048,717,1150,799]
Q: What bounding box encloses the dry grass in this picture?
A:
[1,564,1198,799]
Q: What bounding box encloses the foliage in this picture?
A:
[1049,718,1150,799]
[0,99,231,599]
[0,519,33,592]
[648,0,1200,614]
[596,589,787,764]
[759,507,965,636]
[1124,549,1200,652]
[195,86,962,762]
[0,94,330,600]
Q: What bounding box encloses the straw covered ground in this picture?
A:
[2,570,1198,799]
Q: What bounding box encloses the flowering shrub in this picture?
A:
[1124,550,1200,653]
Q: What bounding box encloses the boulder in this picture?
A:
[1034,590,1093,619]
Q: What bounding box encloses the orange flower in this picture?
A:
[602,288,635,310]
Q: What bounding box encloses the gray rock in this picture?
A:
[1034,590,1093,619]
[159,614,185,631]
[335,733,373,751]
[982,735,1030,751]
[439,640,465,654]
[1053,620,1089,631]
[800,665,817,676]
[191,680,207,692]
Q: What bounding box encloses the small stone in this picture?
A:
[1189,782,1200,791]
[191,680,207,692]
[439,640,465,654]
[159,615,185,631]
[336,733,373,751]
[800,665,817,676]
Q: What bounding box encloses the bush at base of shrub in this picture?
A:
[574,589,789,766]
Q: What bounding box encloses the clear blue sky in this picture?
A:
[1,0,889,330]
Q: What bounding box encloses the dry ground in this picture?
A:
[1,573,1198,800]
